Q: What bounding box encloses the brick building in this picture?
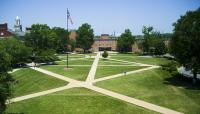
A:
[92,34,117,51]
[0,23,13,38]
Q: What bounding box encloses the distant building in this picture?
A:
[0,23,13,38]
[69,30,77,40]
[92,34,117,51]
[14,16,22,32]
[13,16,25,36]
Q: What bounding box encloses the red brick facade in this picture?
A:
[0,23,13,37]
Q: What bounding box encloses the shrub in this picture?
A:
[102,50,108,58]
[162,61,179,76]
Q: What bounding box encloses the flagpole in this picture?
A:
[66,9,69,68]
[67,9,69,32]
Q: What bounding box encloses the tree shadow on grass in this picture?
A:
[163,74,200,90]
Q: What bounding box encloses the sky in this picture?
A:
[0,0,200,35]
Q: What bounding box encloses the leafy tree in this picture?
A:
[51,27,69,53]
[0,43,14,113]
[76,23,94,53]
[171,8,200,84]
[0,38,31,67]
[142,26,153,52]
[102,50,108,58]
[25,24,58,63]
[154,40,167,55]
[142,26,167,55]
[117,29,135,52]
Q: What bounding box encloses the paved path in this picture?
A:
[30,67,79,83]
[93,66,160,83]
[8,68,21,74]
[86,52,100,84]
[8,85,73,104]
[107,58,153,66]
[52,65,145,67]
[87,85,182,114]
[99,59,135,65]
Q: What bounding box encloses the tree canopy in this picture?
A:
[25,24,59,63]
[76,23,94,52]
[171,8,200,84]
[142,26,167,55]
[117,29,135,52]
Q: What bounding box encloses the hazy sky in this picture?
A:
[1,0,200,35]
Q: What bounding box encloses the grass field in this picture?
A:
[110,54,171,65]
[95,66,147,79]
[40,65,91,81]
[56,58,94,65]
[98,58,136,65]
[6,88,158,114]
[58,53,96,60]
[11,68,67,97]
[95,69,200,114]
[8,53,200,114]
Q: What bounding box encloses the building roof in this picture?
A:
[94,38,116,41]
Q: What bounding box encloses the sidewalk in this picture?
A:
[86,52,100,83]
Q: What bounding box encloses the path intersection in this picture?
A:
[8,52,182,114]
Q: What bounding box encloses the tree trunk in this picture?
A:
[193,68,197,85]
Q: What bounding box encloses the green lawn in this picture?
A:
[40,65,91,81]
[56,58,94,65]
[11,68,67,97]
[95,69,200,114]
[98,58,136,65]
[95,66,147,79]
[111,56,171,65]
[109,53,140,57]
[6,88,158,114]
[58,53,96,60]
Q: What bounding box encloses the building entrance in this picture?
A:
[99,47,111,51]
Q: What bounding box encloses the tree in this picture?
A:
[171,8,200,84]
[0,43,14,113]
[154,40,167,55]
[25,24,58,63]
[142,26,167,55]
[142,26,153,52]
[117,29,135,52]
[51,27,69,53]
[76,23,94,53]
[102,50,108,58]
[0,38,31,67]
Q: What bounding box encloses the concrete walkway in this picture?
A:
[107,58,153,66]
[8,68,21,74]
[30,67,79,83]
[86,52,100,84]
[93,66,160,83]
[8,85,73,104]
[87,85,182,114]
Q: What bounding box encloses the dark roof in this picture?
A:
[0,23,8,30]
[101,34,109,36]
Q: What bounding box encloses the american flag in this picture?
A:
[67,9,73,25]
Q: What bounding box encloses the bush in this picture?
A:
[102,50,108,58]
[162,61,179,76]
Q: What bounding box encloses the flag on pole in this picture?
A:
[67,9,73,25]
